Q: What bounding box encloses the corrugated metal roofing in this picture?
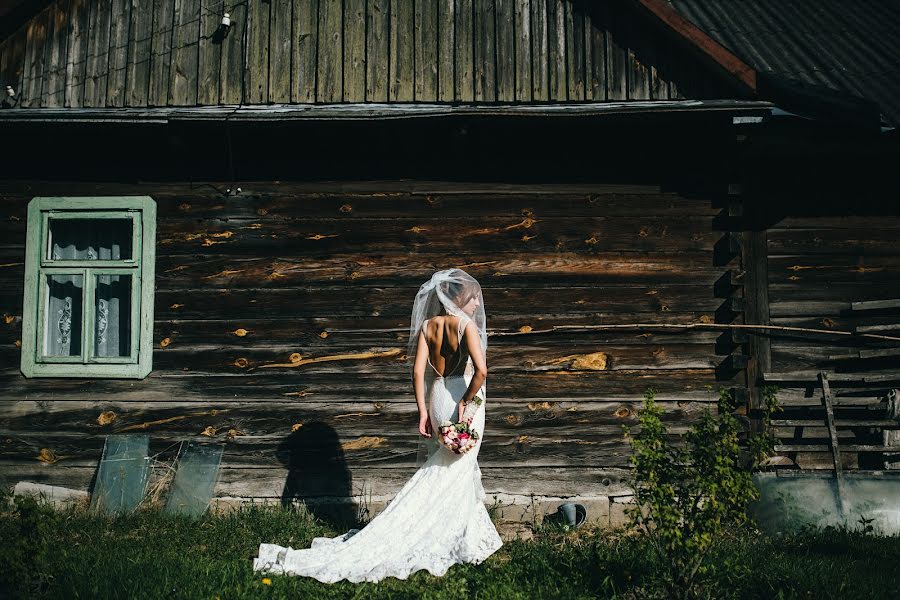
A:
[668,0,900,126]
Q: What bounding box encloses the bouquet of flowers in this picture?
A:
[438,395,483,454]
[438,420,480,454]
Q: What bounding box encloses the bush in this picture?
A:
[624,387,779,600]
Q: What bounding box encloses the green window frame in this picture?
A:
[21,196,156,378]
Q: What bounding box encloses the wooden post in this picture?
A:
[819,372,848,519]
[741,229,771,435]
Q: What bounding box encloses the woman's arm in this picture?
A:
[458,320,488,422]
[412,326,432,437]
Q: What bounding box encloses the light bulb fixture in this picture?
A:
[5,86,14,98]
[221,12,231,28]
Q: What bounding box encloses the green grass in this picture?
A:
[2,496,899,600]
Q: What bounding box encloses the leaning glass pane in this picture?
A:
[90,434,150,514]
[48,218,133,261]
[94,274,132,358]
[43,274,83,357]
[165,442,225,517]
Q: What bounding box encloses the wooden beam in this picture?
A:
[627,0,757,95]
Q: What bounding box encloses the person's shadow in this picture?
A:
[277,422,358,530]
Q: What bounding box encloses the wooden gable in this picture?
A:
[0,0,746,109]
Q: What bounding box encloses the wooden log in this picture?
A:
[153,253,724,288]
[495,0,515,102]
[106,0,132,107]
[169,0,201,106]
[0,369,732,402]
[0,462,635,499]
[125,0,154,106]
[21,8,49,108]
[344,0,367,102]
[472,0,500,102]
[317,0,342,102]
[455,0,474,101]
[413,0,438,101]
[148,0,175,106]
[292,0,319,103]
[150,215,718,255]
[42,0,69,107]
[245,0,271,104]
[269,0,293,103]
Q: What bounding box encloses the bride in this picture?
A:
[253,269,503,582]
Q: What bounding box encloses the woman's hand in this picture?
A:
[418,414,433,438]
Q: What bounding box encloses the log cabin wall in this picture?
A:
[0,180,733,506]
[0,0,736,109]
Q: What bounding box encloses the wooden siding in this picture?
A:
[0,181,732,501]
[0,0,735,108]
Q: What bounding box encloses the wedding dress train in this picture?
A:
[253,315,503,583]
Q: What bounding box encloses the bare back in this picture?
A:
[422,315,469,378]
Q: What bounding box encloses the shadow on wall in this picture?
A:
[277,422,358,529]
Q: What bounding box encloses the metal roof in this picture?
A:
[668,0,900,126]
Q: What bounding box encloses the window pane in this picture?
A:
[43,274,83,357]
[94,275,132,358]
[48,218,133,261]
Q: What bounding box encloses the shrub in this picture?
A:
[624,387,779,600]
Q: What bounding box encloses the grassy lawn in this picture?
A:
[2,497,899,600]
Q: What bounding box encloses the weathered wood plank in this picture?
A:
[0,369,734,402]
[125,0,154,106]
[436,0,454,101]
[42,0,69,107]
[455,0,474,101]
[21,8,49,108]
[389,0,414,100]
[513,0,531,101]
[269,0,293,103]
[530,0,548,101]
[148,0,175,106]
[587,2,606,100]
[196,0,222,105]
[495,0,515,102]
[170,0,201,106]
[84,0,113,106]
[317,0,342,102]
[2,27,26,104]
[106,0,132,106]
[414,0,438,101]
[245,0,270,103]
[625,16,649,100]
[292,0,318,103]
[547,0,565,100]
[366,0,390,101]
[565,0,585,100]
[220,0,247,104]
[343,0,367,102]
[604,0,626,101]
[472,0,498,102]
[0,463,634,499]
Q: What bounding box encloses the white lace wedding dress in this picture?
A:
[253,315,503,583]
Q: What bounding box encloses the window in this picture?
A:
[21,197,156,378]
